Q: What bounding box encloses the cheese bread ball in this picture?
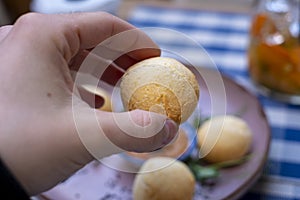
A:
[197,115,252,163]
[133,157,195,200]
[120,57,199,124]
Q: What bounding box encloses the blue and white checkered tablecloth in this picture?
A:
[127,5,300,200]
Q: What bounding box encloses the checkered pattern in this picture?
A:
[128,5,300,200]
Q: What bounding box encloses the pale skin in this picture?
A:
[0,12,178,196]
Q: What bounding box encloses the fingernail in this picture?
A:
[162,119,179,145]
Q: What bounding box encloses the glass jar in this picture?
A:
[248,0,300,103]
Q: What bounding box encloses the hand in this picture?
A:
[0,12,178,195]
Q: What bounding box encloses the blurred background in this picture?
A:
[0,0,256,26]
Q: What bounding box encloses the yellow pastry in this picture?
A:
[197,115,252,163]
[120,57,199,124]
[132,157,195,200]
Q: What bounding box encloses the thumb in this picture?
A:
[73,108,178,160]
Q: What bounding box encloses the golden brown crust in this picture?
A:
[132,157,195,200]
[197,115,253,163]
[120,57,199,123]
[128,83,182,123]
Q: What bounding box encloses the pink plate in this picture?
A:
[39,67,270,200]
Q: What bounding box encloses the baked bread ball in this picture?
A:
[120,57,199,124]
[197,115,252,163]
[132,157,195,200]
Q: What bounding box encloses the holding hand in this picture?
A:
[0,12,178,195]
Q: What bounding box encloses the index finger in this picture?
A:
[58,12,161,63]
[9,12,160,62]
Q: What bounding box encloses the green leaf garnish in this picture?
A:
[185,154,251,183]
